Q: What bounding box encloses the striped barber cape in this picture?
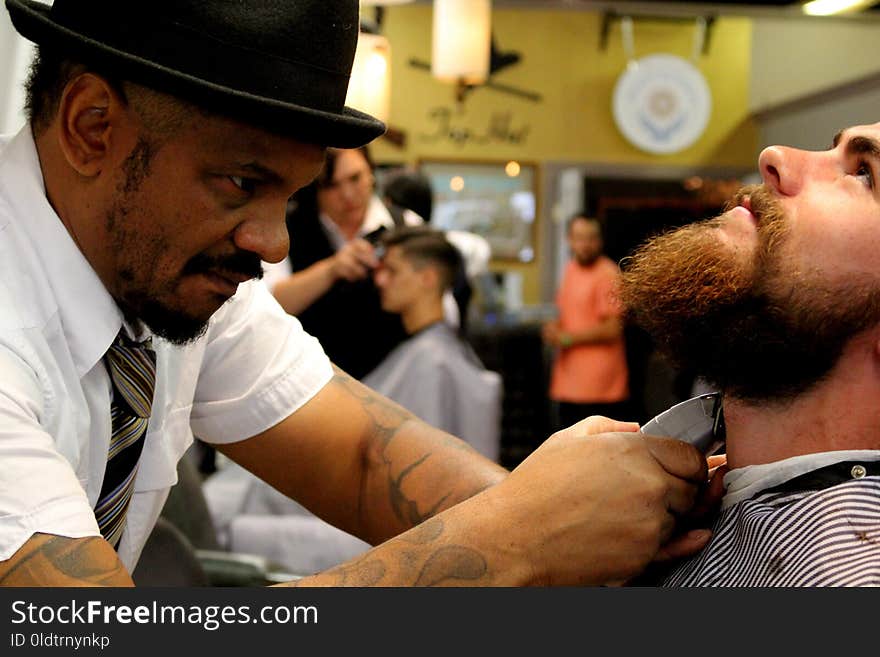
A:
[661,464,880,587]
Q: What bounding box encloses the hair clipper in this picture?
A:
[640,392,725,455]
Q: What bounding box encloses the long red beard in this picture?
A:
[618,185,880,403]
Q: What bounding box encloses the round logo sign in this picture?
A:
[612,54,712,155]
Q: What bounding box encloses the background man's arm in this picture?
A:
[271,258,338,316]
[272,239,379,315]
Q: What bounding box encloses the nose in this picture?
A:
[758,145,806,197]
[338,180,361,204]
[232,203,290,264]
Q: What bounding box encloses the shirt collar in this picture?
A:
[2,126,123,375]
[319,196,393,249]
[722,449,880,508]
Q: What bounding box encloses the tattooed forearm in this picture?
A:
[401,518,488,585]
[319,556,387,587]
[278,516,490,587]
[398,516,445,545]
[0,534,131,586]
[414,547,487,586]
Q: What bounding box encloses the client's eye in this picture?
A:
[854,161,874,190]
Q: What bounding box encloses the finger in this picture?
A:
[707,454,727,470]
[352,250,379,268]
[654,528,712,562]
[658,505,678,543]
[340,264,369,281]
[690,463,729,518]
[642,435,707,483]
[349,237,374,252]
[663,475,700,517]
[570,415,641,435]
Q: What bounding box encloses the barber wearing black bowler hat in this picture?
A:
[0,0,715,587]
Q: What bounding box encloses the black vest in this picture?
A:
[287,205,408,379]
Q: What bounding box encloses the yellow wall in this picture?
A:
[371,5,758,303]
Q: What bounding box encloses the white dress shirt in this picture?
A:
[0,126,332,571]
[261,195,422,291]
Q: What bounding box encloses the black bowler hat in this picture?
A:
[5,0,386,148]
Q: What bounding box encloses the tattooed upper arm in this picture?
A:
[0,533,134,587]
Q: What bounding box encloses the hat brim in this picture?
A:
[6,0,386,148]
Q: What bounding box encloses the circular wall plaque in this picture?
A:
[612,53,712,155]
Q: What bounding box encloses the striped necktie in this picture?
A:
[94,332,157,549]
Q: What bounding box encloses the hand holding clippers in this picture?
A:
[640,392,725,455]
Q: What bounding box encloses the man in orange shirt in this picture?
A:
[543,215,629,430]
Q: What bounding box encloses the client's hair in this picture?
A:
[381,226,463,292]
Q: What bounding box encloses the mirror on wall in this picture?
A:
[418,159,538,263]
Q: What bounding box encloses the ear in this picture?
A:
[56,73,127,177]
[420,265,441,293]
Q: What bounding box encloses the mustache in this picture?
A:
[724,183,784,229]
[182,250,264,280]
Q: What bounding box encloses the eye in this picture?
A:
[230,175,257,194]
[854,161,874,189]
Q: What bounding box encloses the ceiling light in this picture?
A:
[432,0,492,85]
[802,0,877,16]
[345,31,392,123]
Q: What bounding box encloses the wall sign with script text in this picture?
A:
[419,108,530,147]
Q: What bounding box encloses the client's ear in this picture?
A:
[420,265,440,292]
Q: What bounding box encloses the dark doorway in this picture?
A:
[585,178,731,423]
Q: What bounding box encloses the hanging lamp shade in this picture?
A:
[431,0,491,85]
[345,31,392,124]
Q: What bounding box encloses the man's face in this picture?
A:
[373,245,425,314]
[619,122,880,403]
[568,217,603,266]
[316,148,374,228]
[94,114,325,344]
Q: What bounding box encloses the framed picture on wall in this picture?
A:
[418,159,538,262]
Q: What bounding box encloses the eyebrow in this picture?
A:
[235,162,284,185]
[330,167,369,185]
[832,130,880,159]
